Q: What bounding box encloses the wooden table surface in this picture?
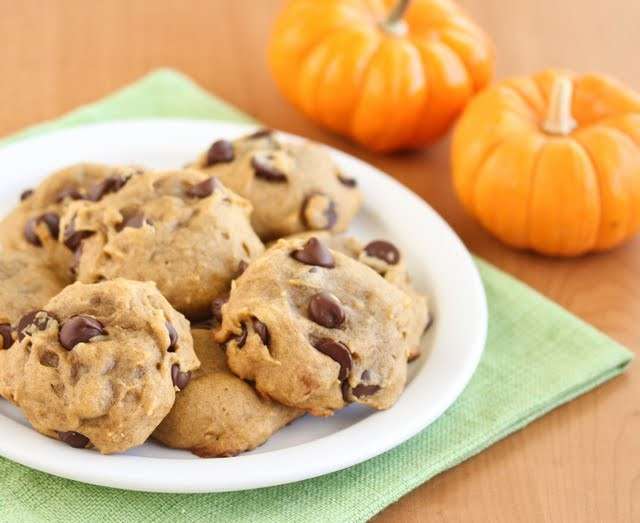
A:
[1,1,639,521]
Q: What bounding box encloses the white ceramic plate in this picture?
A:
[0,120,487,493]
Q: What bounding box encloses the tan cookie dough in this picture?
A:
[190,130,362,241]
[277,232,430,361]
[60,169,264,320]
[0,163,143,280]
[216,237,414,416]
[1,279,198,454]
[154,327,302,457]
[0,249,67,400]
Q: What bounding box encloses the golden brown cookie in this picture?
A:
[1,279,199,454]
[190,130,362,241]
[0,163,143,280]
[60,169,264,319]
[154,327,302,457]
[216,237,414,416]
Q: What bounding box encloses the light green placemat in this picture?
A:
[0,70,633,523]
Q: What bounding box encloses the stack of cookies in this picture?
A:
[0,130,429,457]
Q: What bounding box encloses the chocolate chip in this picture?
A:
[291,238,335,268]
[116,209,145,231]
[58,431,90,449]
[313,338,352,380]
[205,140,234,166]
[192,318,216,330]
[251,317,270,346]
[20,189,34,201]
[308,292,345,328]
[236,260,248,278]
[24,213,60,246]
[211,295,229,324]
[63,222,94,251]
[165,322,178,352]
[0,324,13,350]
[341,380,352,403]
[337,173,357,188]
[352,383,381,398]
[247,128,273,140]
[251,155,288,183]
[236,323,248,348]
[301,193,337,230]
[186,177,217,198]
[59,315,106,350]
[55,186,83,203]
[39,351,59,368]
[364,240,400,265]
[171,364,191,390]
[70,244,83,277]
[17,310,55,341]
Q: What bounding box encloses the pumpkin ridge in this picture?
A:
[469,138,510,217]
[500,85,542,126]
[571,135,608,251]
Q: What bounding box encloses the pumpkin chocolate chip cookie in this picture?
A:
[0,163,144,280]
[59,169,264,319]
[1,279,198,454]
[154,327,302,457]
[190,130,362,240]
[216,237,414,416]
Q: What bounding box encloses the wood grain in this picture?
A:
[0,0,638,521]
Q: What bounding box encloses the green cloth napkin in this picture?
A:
[0,69,633,523]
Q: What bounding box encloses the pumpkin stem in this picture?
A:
[542,77,577,135]
[381,0,411,36]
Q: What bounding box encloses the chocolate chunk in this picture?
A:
[87,175,127,201]
[186,177,217,198]
[341,380,353,403]
[205,140,234,166]
[291,238,335,268]
[251,155,288,183]
[211,295,229,324]
[337,173,357,188]
[63,222,94,251]
[192,318,216,330]
[301,193,337,230]
[352,383,381,398]
[116,209,145,231]
[59,315,106,350]
[308,292,345,328]
[247,128,273,140]
[70,244,83,277]
[24,213,60,246]
[58,431,90,449]
[55,186,83,203]
[313,339,352,380]
[20,189,34,201]
[171,364,191,390]
[0,323,13,350]
[408,352,420,363]
[251,317,270,346]
[166,322,178,352]
[364,240,400,265]
[17,310,55,341]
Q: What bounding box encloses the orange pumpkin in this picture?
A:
[452,70,640,256]
[268,0,494,152]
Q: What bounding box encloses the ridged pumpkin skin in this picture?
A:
[268,0,494,152]
[452,70,640,256]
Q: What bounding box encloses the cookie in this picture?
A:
[0,249,66,327]
[154,327,302,457]
[277,232,430,361]
[0,163,143,280]
[60,169,264,319]
[0,279,198,454]
[190,130,362,240]
[216,237,414,416]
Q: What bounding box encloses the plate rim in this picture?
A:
[0,118,487,493]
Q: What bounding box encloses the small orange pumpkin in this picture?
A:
[268,0,494,152]
[452,70,640,256]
